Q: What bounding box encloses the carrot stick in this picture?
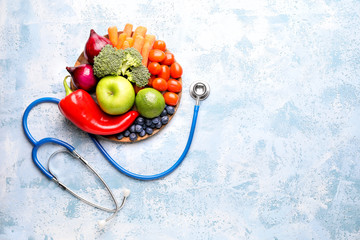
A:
[133,35,145,53]
[145,34,156,47]
[123,23,133,38]
[126,37,134,47]
[133,26,147,39]
[141,41,151,66]
[108,26,118,47]
[116,33,127,49]
[122,40,130,49]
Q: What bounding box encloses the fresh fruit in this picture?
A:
[84,29,111,64]
[96,76,135,115]
[149,49,166,62]
[148,62,161,75]
[153,40,166,51]
[163,92,179,106]
[170,62,183,78]
[66,64,98,92]
[161,52,175,65]
[161,116,169,125]
[167,79,182,93]
[158,65,170,80]
[166,105,175,115]
[152,78,168,92]
[135,88,165,118]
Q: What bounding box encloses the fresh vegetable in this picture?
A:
[126,37,134,47]
[66,64,98,92]
[59,76,139,135]
[152,78,168,92]
[153,40,166,51]
[149,49,166,62]
[93,44,124,79]
[170,62,183,78]
[108,26,118,47]
[122,40,130,49]
[141,41,152,66]
[145,35,156,46]
[148,62,161,75]
[116,33,127,49]
[123,23,133,38]
[125,64,151,87]
[158,65,170,80]
[161,52,175,65]
[163,92,179,106]
[133,26,147,39]
[119,47,143,75]
[84,29,111,64]
[133,35,145,53]
[167,79,182,93]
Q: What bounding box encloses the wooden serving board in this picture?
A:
[71,32,182,143]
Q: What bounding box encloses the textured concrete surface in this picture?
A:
[1,0,360,239]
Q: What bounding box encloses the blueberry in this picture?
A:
[129,125,136,133]
[156,121,162,129]
[145,127,153,135]
[124,130,131,137]
[135,124,143,133]
[116,133,124,140]
[129,133,137,141]
[136,117,144,125]
[139,129,146,137]
[160,109,167,117]
[166,106,175,115]
[161,116,169,125]
[150,123,156,128]
[145,118,152,126]
[152,117,160,124]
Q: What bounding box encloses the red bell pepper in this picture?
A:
[59,76,139,135]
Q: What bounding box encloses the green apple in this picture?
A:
[96,76,135,115]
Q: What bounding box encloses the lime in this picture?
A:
[135,88,165,118]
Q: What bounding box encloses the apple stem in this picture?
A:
[63,75,73,96]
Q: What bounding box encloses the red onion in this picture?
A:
[84,29,111,64]
[66,64,98,92]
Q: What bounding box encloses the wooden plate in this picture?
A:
[72,31,182,143]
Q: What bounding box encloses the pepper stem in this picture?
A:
[63,75,73,96]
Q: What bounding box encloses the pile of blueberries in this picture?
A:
[117,105,175,141]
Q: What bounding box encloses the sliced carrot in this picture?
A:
[108,26,118,47]
[133,26,147,39]
[126,37,134,47]
[123,23,133,38]
[122,40,130,49]
[133,35,145,53]
[141,41,151,66]
[116,33,127,49]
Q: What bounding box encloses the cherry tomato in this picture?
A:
[158,65,170,80]
[148,62,161,75]
[153,40,166,51]
[170,62,183,79]
[149,49,166,62]
[167,79,182,93]
[147,75,156,87]
[161,52,175,65]
[163,92,179,106]
[152,78,168,92]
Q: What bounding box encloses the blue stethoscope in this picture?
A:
[22,81,210,227]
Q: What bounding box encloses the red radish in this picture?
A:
[66,64,98,92]
[84,29,111,64]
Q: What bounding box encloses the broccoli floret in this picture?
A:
[119,48,143,75]
[125,65,151,87]
[93,44,124,79]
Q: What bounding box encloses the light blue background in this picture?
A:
[1,0,360,239]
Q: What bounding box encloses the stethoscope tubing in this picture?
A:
[22,97,200,181]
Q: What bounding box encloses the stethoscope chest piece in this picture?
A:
[190,81,210,104]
